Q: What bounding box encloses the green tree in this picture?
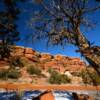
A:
[0,0,24,59]
[28,0,100,75]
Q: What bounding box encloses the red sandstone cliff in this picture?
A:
[9,46,87,73]
[0,46,86,72]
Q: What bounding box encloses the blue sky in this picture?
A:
[16,1,100,60]
[0,0,99,59]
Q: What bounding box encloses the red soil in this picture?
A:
[0,83,100,91]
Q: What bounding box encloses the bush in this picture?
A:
[80,70,100,85]
[10,56,24,68]
[27,65,41,75]
[60,74,71,84]
[0,70,8,80]
[7,69,21,79]
[49,70,71,84]
[49,71,61,84]
[48,67,55,74]
[80,70,91,84]
[0,69,21,80]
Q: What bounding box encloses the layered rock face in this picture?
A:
[10,46,86,73]
[0,46,93,85]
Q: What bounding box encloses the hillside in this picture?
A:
[0,46,97,85]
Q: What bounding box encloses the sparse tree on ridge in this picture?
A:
[28,0,100,75]
[0,0,24,59]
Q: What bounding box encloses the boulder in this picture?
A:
[64,71,73,78]
[72,92,93,100]
[78,94,93,100]
[39,91,55,100]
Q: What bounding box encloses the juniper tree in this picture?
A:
[0,0,24,59]
[28,0,100,75]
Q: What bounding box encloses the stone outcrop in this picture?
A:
[39,91,55,100]
[0,46,96,85]
[10,46,87,73]
[72,92,93,100]
[41,53,53,60]
[11,46,25,56]
[33,91,55,100]
[11,46,40,62]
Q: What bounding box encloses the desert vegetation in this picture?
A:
[9,56,24,68]
[0,0,100,87]
[27,65,42,76]
[48,69,71,84]
[80,69,100,85]
[0,69,21,80]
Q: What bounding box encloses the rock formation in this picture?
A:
[32,91,55,100]
[0,46,91,84]
[9,46,87,73]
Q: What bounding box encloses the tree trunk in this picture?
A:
[83,47,100,75]
[76,29,100,75]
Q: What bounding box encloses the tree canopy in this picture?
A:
[0,0,100,75]
[0,0,24,58]
[28,0,100,75]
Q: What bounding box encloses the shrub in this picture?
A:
[48,67,55,74]
[80,70,100,85]
[80,70,92,84]
[49,70,71,84]
[89,72,100,85]
[27,65,41,75]
[7,69,21,79]
[49,71,61,84]
[10,56,24,68]
[0,70,8,80]
[0,69,21,80]
[60,74,71,84]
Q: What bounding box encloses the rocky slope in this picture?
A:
[11,46,86,72]
[0,46,92,84]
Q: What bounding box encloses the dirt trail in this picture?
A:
[0,83,100,91]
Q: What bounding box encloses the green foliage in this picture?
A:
[60,74,71,84]
[0,69,21,80]
[28,0,100,46]
[0,0,25,59]
[28,0,100,75]
[80,70,90,84]
[48,67,55,74]
[7,69,21,79]
[80,70,100,85]
[27,65,41,75]
[10,57,24,68]
[0,70,8,80]
[49,70,71,84]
